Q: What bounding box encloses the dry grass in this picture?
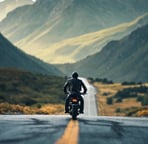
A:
[94,82,148,116]
[136,109,148,116]
[39,104,64,114]
[0,103,64,115]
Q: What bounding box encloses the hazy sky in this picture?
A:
[0,0,36,21]
[0,0,36,2]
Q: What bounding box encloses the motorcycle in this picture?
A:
[67,93,83,120]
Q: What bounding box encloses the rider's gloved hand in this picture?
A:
[81,92,86,95]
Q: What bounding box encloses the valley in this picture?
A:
[0,69,148,117]
[0,1,148,143]
[0,0,148,117]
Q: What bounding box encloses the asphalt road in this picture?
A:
[80,78,98,116]
[0,79,148,144]
[0,115,148,144]
[78,116,148,144]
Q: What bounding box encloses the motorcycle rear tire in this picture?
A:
[72,106,77,120]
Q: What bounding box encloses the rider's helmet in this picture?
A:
[72,72,78,79]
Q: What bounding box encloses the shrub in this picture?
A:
[122,81,136,85]
[106,97,113,105]
[115,97,122,103]
[116,108,121,113]
[141,95,148,106]
[121,81,143,85]
[0,84,6,91]
[101,78,114,84]
[113,86,148,99]
[36,103,42,108]
[87,77,94,83]
[136,96,143,102]
[102,92,110,96]
[0,95,5,102]
[17,97,37,106]
[91,77,114,84]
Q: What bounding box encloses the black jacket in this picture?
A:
[64,78,87,94]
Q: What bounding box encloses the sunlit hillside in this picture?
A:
[21,13,147,63]
[57,24,148,82]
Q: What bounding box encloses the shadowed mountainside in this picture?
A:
[0,33,62,76]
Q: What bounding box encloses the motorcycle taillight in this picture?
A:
[72,98,78,102]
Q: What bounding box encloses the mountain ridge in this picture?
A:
[0,0,148,64]
[57,24,148,82]
[28,13,147,64]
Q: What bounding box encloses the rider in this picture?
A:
[64,72,87,113]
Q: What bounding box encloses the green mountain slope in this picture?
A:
[0,33,62,76]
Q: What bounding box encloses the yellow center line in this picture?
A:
[55,120,79,144]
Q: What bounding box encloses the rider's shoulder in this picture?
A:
[76,78,82,83]
[67,78,73,82]
[68,78,81,82]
